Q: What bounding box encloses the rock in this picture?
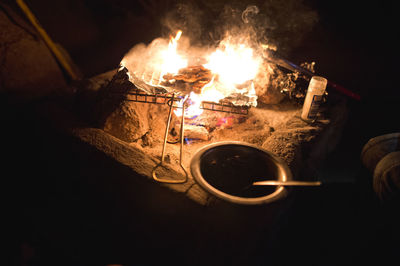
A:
[103,101,150,142]
[72,127,200,199]
[257,87,286,105]
[262,126,322,178]
[0,4,67,101]
[71,70,348,206]
[102,98,173,144]
[255,62,286,105]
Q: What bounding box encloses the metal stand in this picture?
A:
[152,94,188,184]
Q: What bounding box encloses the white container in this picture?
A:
[301,76,327,121]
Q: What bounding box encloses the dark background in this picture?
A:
[3,0,400,265]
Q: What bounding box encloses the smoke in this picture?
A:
[204,1,318,55]
[160,2,204,46]
[120,1,319,99]
[260,0,319,55]
[242,5,259,24]
[127,1,318,55]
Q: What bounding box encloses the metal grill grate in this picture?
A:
[119,88,249,115]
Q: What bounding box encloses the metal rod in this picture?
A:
[252,180,322,186]
[178,100,189,180]
[160,96,174,162]
[119,90,250,115]
[16,0,81,81]
[152,94,188,184]
[111,84,250,115]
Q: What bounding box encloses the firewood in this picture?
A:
[171,123,209,141]
[184,124,209,141]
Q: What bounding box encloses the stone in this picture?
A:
[0,4,67,101]
[257,87,286,105]
[103,101,150,142]
[255,62,286,105]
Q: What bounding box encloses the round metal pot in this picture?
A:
[190,141,293,205]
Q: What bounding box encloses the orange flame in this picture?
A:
[175,38,261,118]
[121,30,261,118]
[158,30,187,84]
[204,42,261,87]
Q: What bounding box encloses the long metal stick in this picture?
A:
[253,180,322,186]
[16,0,81,81]
[152,94,188,183]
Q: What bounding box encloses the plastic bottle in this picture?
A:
[301,76,327,121]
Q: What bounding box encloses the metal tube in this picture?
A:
[160,95,175,163]
[16,0,81,81]
[152,94,188,184]
[179,100,185,164]
[253,180,322,186]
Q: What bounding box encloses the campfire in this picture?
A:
[89,21,323,186]
[68,4,353,205]
[120,29,264,117]
[114,30,260,182]
[77,3,356,191]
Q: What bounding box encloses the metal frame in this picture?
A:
[151,95,188,184]
[109,85,250,184]
[112,88,250,115]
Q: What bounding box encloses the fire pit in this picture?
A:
[73,63,347,206]
[71,14,348,205]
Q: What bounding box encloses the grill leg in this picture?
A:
[152,94,188,184]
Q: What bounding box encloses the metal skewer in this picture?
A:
[152,94,188,183]
[253,180,322,186]
[16,0,81,81]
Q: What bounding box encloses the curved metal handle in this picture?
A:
[152,162,188,184]
[151,94,188,184]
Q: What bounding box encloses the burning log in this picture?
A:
[161,65,212,94]
[171,123,210,141]
[184,124,209,141]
